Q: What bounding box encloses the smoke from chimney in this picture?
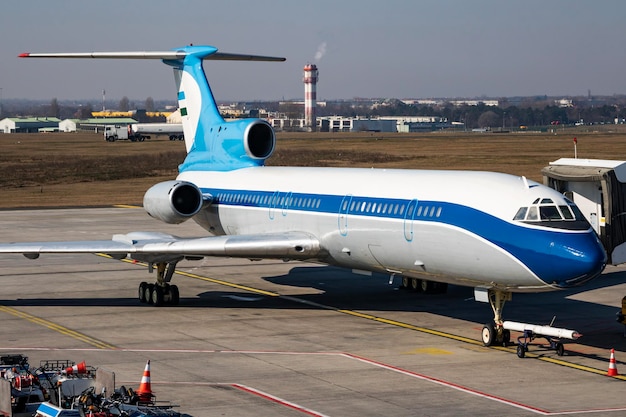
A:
[314,42,327,62]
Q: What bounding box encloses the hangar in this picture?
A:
[542,158,626,265]
[0,117,61,133]
[59,118,137,132]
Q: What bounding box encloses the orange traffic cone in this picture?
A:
[136,360,154,403]
[64,361,87,375]
[607,349,619,376]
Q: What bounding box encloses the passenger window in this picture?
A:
[416,206,423,216]
[430,206,436,217]
[350,201,356,212]
[436,207,442,217]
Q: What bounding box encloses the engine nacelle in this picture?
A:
[242,119,275,160]
[143,180,204,224]
[179,119,276,172]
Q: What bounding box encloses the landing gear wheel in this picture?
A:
[401,276,410,289]
[146,284,155,305]
[517,344,526,358]
[555,342,564,357]
[169,284,180,305]
[151,285,164,306]
[138,282,148,303]
[421,280,435,294]
[410,278,421,292]
[502,329,511,346]
[481,323,496,346]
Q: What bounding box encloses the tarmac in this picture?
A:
[1,207,626,416]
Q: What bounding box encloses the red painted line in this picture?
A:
[342,353,626,415]
[232,383,329,417]
[343,353,551,415]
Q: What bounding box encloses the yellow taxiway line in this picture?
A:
[2,253,622,379]
[165,263,625,380]
[0,305,116,350]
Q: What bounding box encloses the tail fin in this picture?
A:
[20,46,285,171]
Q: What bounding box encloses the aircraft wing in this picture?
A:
[0,231,321,263]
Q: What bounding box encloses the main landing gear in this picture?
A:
[138,261,180,306]
[400,277,448,294]
[480,288,511,347]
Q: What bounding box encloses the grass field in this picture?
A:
[1,128,626,208]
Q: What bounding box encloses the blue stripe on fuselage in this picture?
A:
[204,187,605,287]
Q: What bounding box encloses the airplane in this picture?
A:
[1,45,607,347]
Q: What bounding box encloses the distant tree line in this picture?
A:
[1,97,174,120]
[2,95,624,130]
[316,100,624,129]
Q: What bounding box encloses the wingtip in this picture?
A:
[18,53,30,58]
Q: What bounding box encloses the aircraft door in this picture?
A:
[338,195,352,236]
[282,191,292,216]
[403,199,419,241]
[269,191,279,220]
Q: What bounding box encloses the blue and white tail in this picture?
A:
[20,46,285,172]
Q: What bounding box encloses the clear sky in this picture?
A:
[1,0,625,102]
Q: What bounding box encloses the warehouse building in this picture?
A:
[0,117,61,133]
[59,118,137,132]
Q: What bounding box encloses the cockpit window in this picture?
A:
[513,198,589,230]
[559,205,574,220]
[540,205,561,220]
[569,204,586,221]
[513,207,527,220]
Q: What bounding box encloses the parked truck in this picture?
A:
[130,123,184,141]
[103,125,149,142]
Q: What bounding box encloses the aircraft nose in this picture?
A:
[548,231,607,288]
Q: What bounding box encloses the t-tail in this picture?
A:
[20,45,285,172]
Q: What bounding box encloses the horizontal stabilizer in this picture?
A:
[19,49,285,62]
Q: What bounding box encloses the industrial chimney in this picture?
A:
[303,64,318,132]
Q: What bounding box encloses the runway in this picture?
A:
[2,207,626,416]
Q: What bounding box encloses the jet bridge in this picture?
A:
[542,158,626,265]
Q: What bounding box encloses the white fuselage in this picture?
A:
[178,166,606,293]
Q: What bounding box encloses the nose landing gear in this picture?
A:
[479,288,511,347]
